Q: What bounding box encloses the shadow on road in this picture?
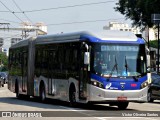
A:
[0,96,135,111]
[0,85,136,111]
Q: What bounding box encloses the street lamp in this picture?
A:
[151,14,160,74]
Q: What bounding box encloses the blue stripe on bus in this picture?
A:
[91,73,147,90]
[80,35,145,44]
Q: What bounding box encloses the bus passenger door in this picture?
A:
[48,51,56,96]
[79,46,88,100]
[22,52,27,92]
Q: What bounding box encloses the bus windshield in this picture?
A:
[92,43,147,77]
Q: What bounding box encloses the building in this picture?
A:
[143,27,158,41]
[103,22,141,34]
[35,22,47,35]
[0,38,6,55]
[20,22,47,38]
[0,38,4,48]
[11,38,22,46]
[0,22,47,56]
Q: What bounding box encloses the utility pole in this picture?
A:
[151,14,160,74]
[0,23,10,29]
[0,27,47,39]
[0,23,10,33]
[147,26,150,49]
[0,23,10,50]
[0,22,47,48]
[158,23,160,73]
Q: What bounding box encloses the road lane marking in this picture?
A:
[58,105,115,120]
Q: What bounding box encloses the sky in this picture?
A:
[0,0,132,49]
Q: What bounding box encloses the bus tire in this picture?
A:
[117,102,129,110]
[1,81,4,87]
[69,84,77,107]
[148,91,154,102]
[40,83,46,102]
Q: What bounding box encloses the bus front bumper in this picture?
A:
[88,85,148,103]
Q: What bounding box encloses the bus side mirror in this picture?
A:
[147,67,151,73]
[147,55,150,67]
[84,52,90,65]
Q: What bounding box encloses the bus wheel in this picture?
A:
[40,85,46,102]
[69,87,77,107]
[2,82,4,87]
[117,102,129,110]
[148,91,154,102]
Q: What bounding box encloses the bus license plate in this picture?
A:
[117,96,127,101]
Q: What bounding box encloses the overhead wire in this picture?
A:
[12,0,117,13]
[12,0,33,24]
[0,18,20,24]
[0,10,9,13]
[0,0,24,22]
[0,0,124,32]
[0,0,118,25]
[47,18,125,26]
[0,0,122,27]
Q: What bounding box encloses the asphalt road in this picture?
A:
[0,84,160,120]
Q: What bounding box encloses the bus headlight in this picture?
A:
[141,80,148,89]
[91,80,103,88]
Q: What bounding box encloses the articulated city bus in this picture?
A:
[8,31,149,109]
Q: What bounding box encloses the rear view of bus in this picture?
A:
[85,31,149,109]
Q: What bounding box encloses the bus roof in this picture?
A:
[85,30,138,41]
[10,39,29,49]
[36,30,144,44]
[10,30,145,48]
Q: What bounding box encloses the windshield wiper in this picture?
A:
[125,56,128,74]
[115,56,118,75]
[106,56,118,80]
[124,56,138,81]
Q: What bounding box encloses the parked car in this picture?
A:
[148,73,160,102]
[0,72,8,84]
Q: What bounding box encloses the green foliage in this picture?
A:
[0,52,8,71]
[149,40,158,48]
[115,0,160,29]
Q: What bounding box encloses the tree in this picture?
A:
[115,0,160,29]
[0,52,8,71]
[149,40,158,48]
